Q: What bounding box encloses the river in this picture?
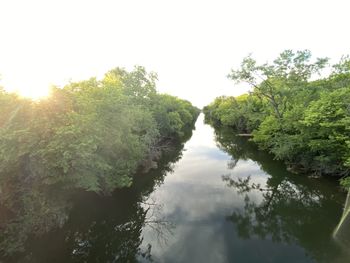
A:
[4,114,350,262]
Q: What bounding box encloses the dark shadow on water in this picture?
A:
[214,126,348,263]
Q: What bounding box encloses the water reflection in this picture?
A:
[215,127,348,263]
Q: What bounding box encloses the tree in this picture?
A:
[0,66,199,257]
[227,50,328,120]
[0,67,199,196]
[205,50,350,182]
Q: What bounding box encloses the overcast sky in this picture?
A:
[0,0,349,107]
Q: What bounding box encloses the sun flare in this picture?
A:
[2,77,51,100]
[17,86,50,100]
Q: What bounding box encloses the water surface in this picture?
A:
[137,114,349,263]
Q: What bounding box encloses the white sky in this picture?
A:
[0,0,349,107]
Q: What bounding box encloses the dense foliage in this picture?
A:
[0,66,199,195]
[0,66,199,256]
[204,51,350,186]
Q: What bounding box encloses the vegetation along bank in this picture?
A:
[204,50,350,187]
[0,66,200,195]
[0,66,200,255]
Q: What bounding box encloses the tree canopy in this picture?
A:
[204,50,350,185]
[0,66,200,257]
[0,66,199,195]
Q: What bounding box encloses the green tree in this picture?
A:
[205,50,350,183]
[228,50,328,119]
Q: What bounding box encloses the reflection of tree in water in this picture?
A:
[0,130,192,262]
[0,183,73,258]
[51,193,170,263]
[142,198,174,246]
[215,126,347,262]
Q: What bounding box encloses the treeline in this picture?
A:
[0,66,199,256]
[204,50,350,187]
[0,66,200,196]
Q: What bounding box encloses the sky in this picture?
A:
[0,0,349,107]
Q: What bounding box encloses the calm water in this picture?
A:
[4,114,350,262]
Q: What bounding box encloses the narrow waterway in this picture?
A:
[137,114,349,263]
[6,114,350,262]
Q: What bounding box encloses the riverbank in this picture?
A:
[1,114,349,262]
[204,51,350,187]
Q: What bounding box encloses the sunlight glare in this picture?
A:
[2,75,51,100]
[17,86,50,100]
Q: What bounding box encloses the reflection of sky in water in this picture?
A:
[140,114,314,263]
